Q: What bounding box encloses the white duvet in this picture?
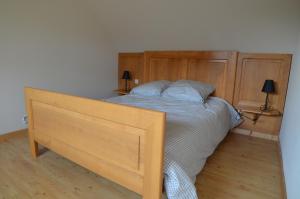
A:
[106,95,241,199]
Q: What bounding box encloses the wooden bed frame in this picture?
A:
[26,51,281,199]
[25,88,165,199]
[142,51,237,103]
[119,51,292,136]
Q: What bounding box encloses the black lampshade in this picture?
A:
[122,71,131,80]
[262,80,275,93]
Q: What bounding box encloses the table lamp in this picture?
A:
[122,70,131,91]
[261,80,275,111]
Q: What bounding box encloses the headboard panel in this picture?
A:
[143,51,238,103]
[119,50,292,136]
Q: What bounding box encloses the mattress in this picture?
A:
[106,95,241,199]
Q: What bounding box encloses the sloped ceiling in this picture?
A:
[87,0,300,53]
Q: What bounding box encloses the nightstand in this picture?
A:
[114,89,130,95]
[237,105,281,124]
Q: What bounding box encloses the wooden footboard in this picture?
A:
[25,88,166,199]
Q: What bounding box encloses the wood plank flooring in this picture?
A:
[0,131,283,199]
[197,133,283,199]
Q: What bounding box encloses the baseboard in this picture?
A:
[0,129,28,142]
[232,128,279,141]
[277,139,287,199]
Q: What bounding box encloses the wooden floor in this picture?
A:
[0,131,283,199]
[197,133,283,199]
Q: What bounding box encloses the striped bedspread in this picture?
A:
[107,95,241,199]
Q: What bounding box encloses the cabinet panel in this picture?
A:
[234,53,292,134]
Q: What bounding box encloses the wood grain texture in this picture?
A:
[143,51,238,104]
[197,133,283,199]
[118,51,292,137]
[25,87,165,199]
[118,53,144,90]
[0,133,143,199]
[234,53,292,134]
[277,140,287,199]
[232,128,279,141]
[0,132,283,199]
[114,89,131,95]
[0,129,27,142]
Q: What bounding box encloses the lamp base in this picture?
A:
[260,93,273,112]
[124,79,129,92]
[260,105,273,112]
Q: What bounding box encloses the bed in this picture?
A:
[107,94,241,198]
[25,51,239,199]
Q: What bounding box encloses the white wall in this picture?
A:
[88,1,300,197]
[1,0,299,137]
[280,34,300,199]
[0,0,117,135]
[88,0,300,53]
[1,1,300,195]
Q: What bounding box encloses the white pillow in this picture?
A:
[162,80,215,102]
[129,80,171,96]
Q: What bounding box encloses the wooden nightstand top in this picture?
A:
[114,89,130,95]
[236,105,282,125]
[236,105,281,117]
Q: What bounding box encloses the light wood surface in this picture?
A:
[277,140,287,199]
[237,105,281,116]
[20,51,291,199]
[0,129,27,142]
[234,53,292,134]
[237,105,282,126]
[118,51,238,104]
[114,89,131,95]
[0,133,142,199]
[25,87,166,199]
[232,128,279,141]
[119,53,144,90]
[0,131,283,199]
[197,133,283,199]
[143,51,238,104]
[118,51,292,136]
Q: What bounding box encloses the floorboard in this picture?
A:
[0,132,282,199]
[197,133,282,199]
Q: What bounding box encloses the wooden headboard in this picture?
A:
[118,50,292,136]
[143,51,237,103]
[233,53,292,135]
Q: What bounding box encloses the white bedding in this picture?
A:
[106,95,241,199]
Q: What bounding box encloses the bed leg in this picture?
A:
[29,140,39,158]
